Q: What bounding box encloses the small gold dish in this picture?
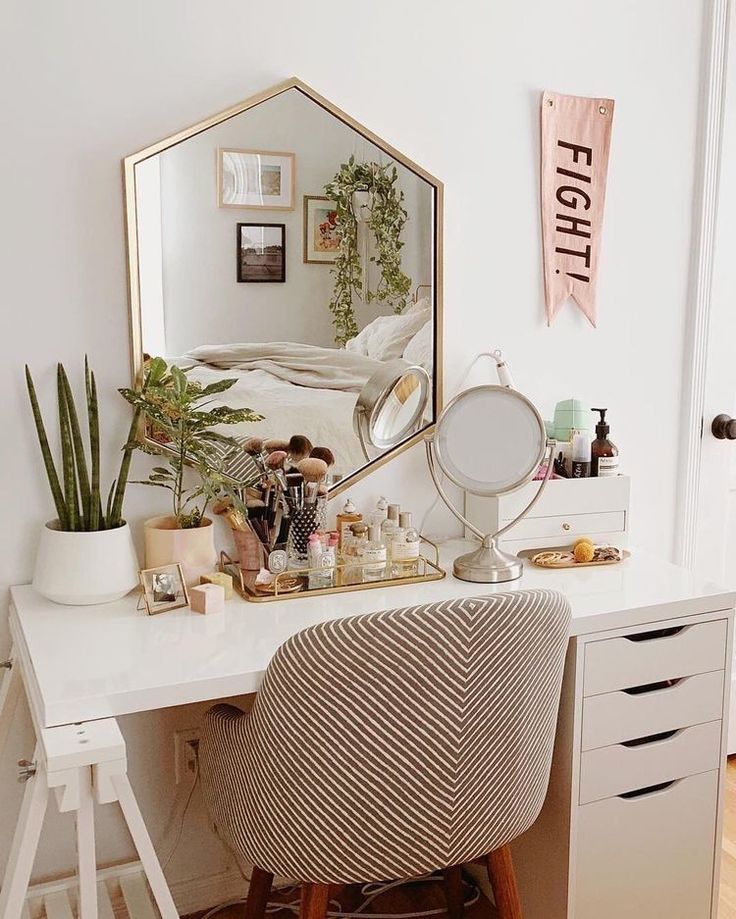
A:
[523,545,629,570]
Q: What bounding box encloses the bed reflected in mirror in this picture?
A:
[125,78,442,492]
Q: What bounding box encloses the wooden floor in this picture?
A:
[185,875,496,919]
[720,757,736,917]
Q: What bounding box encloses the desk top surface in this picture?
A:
[9,540,735,728]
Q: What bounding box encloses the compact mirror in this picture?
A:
[426,380,553,583]
[354,360,430,456]
[124,77,442,495]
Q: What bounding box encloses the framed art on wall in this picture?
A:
[218,148,295,209]
[303,195,339,264]
[237,223,286,282]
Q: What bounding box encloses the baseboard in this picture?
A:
[26,860,247,919]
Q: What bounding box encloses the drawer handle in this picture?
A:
[624,626,685,643]
[562,523,571,531]
[618,779,677,800]
[622,677,683,696]
[620,729,679,748]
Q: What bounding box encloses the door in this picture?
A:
[690,2,736,750]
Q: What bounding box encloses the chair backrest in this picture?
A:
[200,589,571,883]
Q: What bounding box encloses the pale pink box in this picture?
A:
[190,583,225,614]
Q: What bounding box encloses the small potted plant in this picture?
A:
[119,358,263,585]
[26,360,143,605]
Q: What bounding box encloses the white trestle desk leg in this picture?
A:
[0,745,49,919]
[106,769,178,919]
[74,765,97,919]
[0,648,21,761]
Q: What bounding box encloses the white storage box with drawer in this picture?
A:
[463,474,629,550]
[510,609,733,919]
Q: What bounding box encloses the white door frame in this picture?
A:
[678,0,733,573]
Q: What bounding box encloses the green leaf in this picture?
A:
[25,365,69,529]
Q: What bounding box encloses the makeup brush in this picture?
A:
[212,498,249,532]
[242,436,264,455]
[309,446,335,468]
[265,450,287,471]
[287,434,313,465]
[296,457,328,485]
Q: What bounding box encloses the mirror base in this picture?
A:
[452,541,523,583]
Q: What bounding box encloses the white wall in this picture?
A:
[139,88,432,354]
[0,0,706,894]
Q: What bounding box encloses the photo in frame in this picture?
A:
[139,564,189,615]
[237,223,286,282]
[218,148,295,209]
[303,195,339,264]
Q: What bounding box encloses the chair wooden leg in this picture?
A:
[486,846,522,919]
[443,865,465,919]
[300,883,331,919]
[245,866,274,919]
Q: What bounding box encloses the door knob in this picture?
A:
[712,414,736,440]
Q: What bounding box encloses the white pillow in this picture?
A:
[402,319,433,372]
[346,303,430,362]
[407,296,431,315]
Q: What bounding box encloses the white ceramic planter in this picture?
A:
[143,516,217,587]
[33,520,140,606]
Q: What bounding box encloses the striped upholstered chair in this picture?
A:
[199,590,571,919]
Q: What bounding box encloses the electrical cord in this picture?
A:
[161,756,200,873]
[199,873,480,919]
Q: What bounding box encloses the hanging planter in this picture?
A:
[324,157,412,346]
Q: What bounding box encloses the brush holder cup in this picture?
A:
[286,499,327,569]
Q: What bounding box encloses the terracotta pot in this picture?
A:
[143,516,217,587]
[32,520,139,606]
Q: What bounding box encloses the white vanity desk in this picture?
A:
[3,540,735,919]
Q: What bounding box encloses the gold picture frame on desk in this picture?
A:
[220,537,445,603]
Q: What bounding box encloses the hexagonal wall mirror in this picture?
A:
[124,77,442,494]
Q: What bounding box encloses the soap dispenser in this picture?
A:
[591,408,620,477]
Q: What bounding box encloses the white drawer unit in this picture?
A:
[575,770,720,919]
[463,475,629,551]
[583,619,728,696]
[511,610,733,919]
[581,669,725,750]
[579,719,722,804]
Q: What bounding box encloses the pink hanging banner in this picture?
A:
[541,90,614,327]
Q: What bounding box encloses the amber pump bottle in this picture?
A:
[591,408,619,477]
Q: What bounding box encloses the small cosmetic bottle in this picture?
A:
[343,522,368,584]
[370,496,389,527]
[571,430,591,478]
[590,408,620,477]
[392,512,421,577]
[336,498,362,552]
[381,504,400,558]
[360,525,388,582]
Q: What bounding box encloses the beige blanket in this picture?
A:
[184,341,384,393]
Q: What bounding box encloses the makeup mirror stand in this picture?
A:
[425,435,556,582]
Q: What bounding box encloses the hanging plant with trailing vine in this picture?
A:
[324,157,412,346]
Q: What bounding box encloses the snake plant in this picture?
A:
[25,358,151,531]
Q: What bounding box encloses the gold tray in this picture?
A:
[519,545,630,570]
[220,537,446,602]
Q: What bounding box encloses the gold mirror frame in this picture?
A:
[122,76,443,497]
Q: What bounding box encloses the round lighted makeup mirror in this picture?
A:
[354,360,431,457]
[426,381,554,583]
